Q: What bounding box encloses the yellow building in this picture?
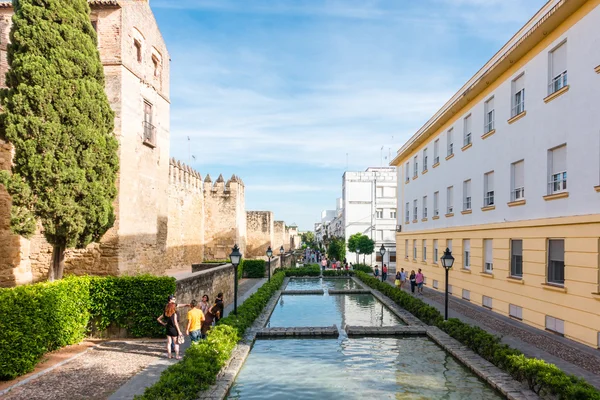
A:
[391,0,600,348]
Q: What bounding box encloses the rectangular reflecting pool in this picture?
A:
[267,294,404,327]
[285,277,360,291]
[227,337,503,399]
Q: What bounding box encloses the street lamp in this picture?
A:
[266,246,273,282]
[229,244,242,315]
[379,244,386,282]
[440,248,455,320]
[280,245,285,268]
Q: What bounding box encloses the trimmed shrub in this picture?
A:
[355,272,600,399]
[283,264,320,277]
[243,259,266,278]
[353,263,373,273]
[0,274,176,380]
[0,276,92,380]
[323,270,354,277]
[136,271,286,400]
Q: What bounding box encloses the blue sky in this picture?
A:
[152,0,547,231]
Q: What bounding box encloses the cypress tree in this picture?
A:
[0,0,119,280]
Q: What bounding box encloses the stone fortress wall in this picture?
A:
[246,211,274,258]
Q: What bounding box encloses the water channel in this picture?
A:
[227,278,505,399]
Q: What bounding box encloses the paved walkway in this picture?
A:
[383,278,600,389]
[109,277,267,400]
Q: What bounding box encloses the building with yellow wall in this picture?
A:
[391,0,600,348]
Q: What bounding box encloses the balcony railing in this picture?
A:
[447,144,454,156]
[549,71,567,94]
[484,191,494,207]
[463,197,471,211]
[434,156,439,164]
[511,187,525,201]
[464,132,472,146]
[549,171,567,194]
[143,121,156,147]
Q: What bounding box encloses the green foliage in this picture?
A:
[136,272,286,400]
[355,272,600,399]
[323,270,354,277]
[0,275,175,380]
[300,231,315,248]
[88,275,176,338]
[353,263,373,273]
[327,237,346,261]
[242,259,266,278]
[282,264,321,277]
[0,0,119,275]
[357,235,375,260]
[237,259,244,281]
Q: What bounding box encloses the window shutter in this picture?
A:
[549,240,564,262]
[514,75,525,92]
[551,146,567,174]
[447,239,452,251]
[513,161,524,188]
[485,240,493,262]
[552,43,567,76]
[464,240,470,252]
[464,115,471,133]
[512,240,522,255]
[486,97,494,111]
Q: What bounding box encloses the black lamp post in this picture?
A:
[229,244,242,315]
[440,247,455,321]
[266,246,273,282]
[379,244,386,282]
[280,245,285,268]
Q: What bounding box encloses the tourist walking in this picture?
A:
[164,295,188,353]
[382,264,388,281]
[157,303,183,359]
[186,299,205,342]
[321,258,327,272]
[416,268,425,295]
[394,270,402,288]
[200,294,210,316]
[374,265,380,277]
[399,268,406,289]
[211,293,225,324]
[409,270,416,294]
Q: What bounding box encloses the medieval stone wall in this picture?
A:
[246,211,274,258]
[273,221,286,253]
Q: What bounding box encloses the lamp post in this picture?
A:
[280,245,285,268]
[266,246,273,282]
[440,247,455,321]
[229,244,242,315]
[379,244,386,282]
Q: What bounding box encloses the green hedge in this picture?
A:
[136,271,286,399]
[282,264,321,277]
[0,274,175,380]
[352,263,373,273]
[243,259,266,278]
[355,272,600,400]
[323,270,354,277]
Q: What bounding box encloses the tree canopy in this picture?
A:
[0,0,119,280]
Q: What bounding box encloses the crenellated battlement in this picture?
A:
[203,173,245,196]
[169,158,203,192]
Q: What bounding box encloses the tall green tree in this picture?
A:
[327,237,346,262]
[0,0,118,281]
[357,235,375,264]
[300,231,315,248]
[347,232,362,263]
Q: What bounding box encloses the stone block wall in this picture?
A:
[246,211,274,258]
[273,221,286,252]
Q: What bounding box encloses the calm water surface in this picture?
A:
[227,337,503,400]
[285,278,360,291]
[267,294,404,327]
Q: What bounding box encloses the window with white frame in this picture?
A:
[548,145,567,194]
[447,239,452,252]
[413,156,418,178]
[413,199,418,221]
[549,41,567,95]
[463,114,472,146]
[462,289,470,301]
[447,129,454,156]
[434,139,440,164]
[405,202,410,223]
[484,239,493,273]
[509,304,523,320]
[446,186,453,214]
[433,239,438,262]
[423,148,428,171]
[463,239,470,269]
[422,240,427,261]
[405,162,410,183]
[405,239,409,258]
[390,210,396,219]
[511,160,525,201]
[463,180,471,211]
[545,315,565,335]
[482,296,492,309]
[548,239,565,285]
[484,97,495,133]
[422,196,427,219]
[413,239,417,260]
[484,171,494,206]
[433,191,439,217]
[433,280,439,289]
[510,239,523,277]
[512,74,525,117]
[376,209,383,219]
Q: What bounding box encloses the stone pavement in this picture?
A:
[108,277,266,400]
[384,278,600,390]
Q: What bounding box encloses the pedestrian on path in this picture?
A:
[200,294,210,316]
[382,264,388,281]
[321,258,327,272]
[157,303,182,359]
[211,293,224,324]
[395,270,402,288]
[164,295,188,353]
[416,269,424,295]
[374,265,380,277]
[399,268,406,290]
[186,299,205,343]
[409,270,416,294]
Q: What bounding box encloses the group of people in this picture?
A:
[304,249,322,263]
[320,257,351,271]
[393,268,425,295]
[156,293,225,359]
[373,264,389,280]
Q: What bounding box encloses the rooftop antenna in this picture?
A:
[187,136,191,165]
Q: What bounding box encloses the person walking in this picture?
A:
[374,265,380,277]
[416,268,425,295]
[382,264,388,281]
[399,268,407,290]
[321,258,327,272]
[409,270,417,294]
[186,299,205,343]
[394,270,402,288]
[200,295,210,316]
[157,303,182,359]
[211,293,224,324]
